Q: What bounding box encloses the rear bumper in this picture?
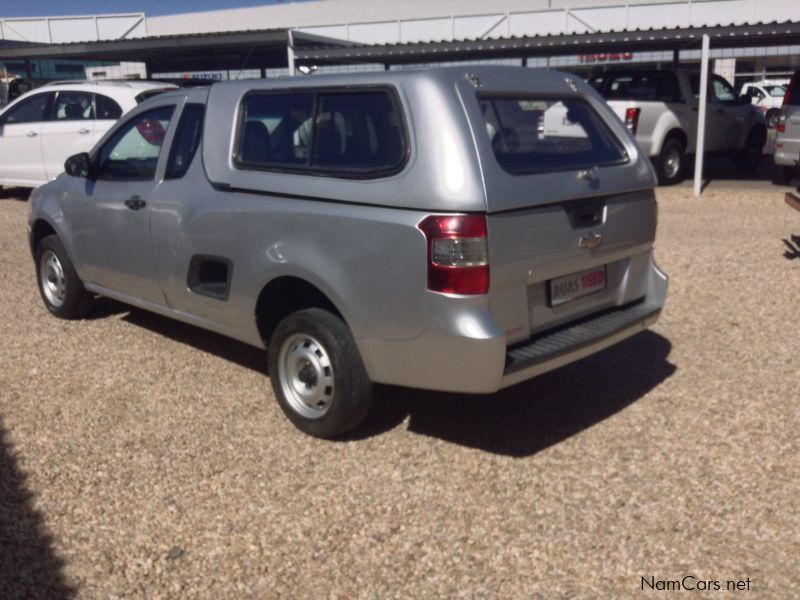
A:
[358,255,668,394]
[773,142,799,167]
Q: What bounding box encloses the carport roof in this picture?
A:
[0,29,360,72]
[1,20,799,71]
[295,20,800,65]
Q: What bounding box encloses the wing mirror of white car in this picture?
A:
[64,152,96,179]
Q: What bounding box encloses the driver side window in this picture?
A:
[712,78,737,104]
[2,93,52,125]
[96,105,175,181]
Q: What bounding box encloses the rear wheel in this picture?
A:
[656,138,685,185]
[766,109,780,129]
[738,127,766,172]
[35,235,94,319]
[783,165,799,186]
[268,308,373,438]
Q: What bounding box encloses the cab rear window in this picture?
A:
[480,96,628,175]
[235,88,407,177]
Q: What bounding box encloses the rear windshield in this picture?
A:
[135,88,174,104]
[763,85,786,97]
[480,96,627,175]
[590,71,683,102]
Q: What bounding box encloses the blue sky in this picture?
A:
[0,1,312,18]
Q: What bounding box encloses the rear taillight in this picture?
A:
[778,73,797,134]
[783,77,794,108]
[418,215,489,295]
[625,107,641,136]
[136,119,166,145]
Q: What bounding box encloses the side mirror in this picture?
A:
[64,152,94,179]
[740,89,755,104]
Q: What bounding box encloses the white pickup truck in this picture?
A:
[590,69,767,185]
[740,80,788,128]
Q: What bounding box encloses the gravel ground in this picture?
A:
[1,185,798,598]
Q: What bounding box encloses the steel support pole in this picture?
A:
[287,29,296,76]
[693,34,710,198]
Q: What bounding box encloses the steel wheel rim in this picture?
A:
[277,333,335,419]
[39,250,66,308]
[664,148,681,179]
[767,113,778,129]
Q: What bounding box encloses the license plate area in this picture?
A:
[548,265,607,307]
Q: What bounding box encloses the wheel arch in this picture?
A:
[30,218,58,256]
[255,275,347,349]
[650,109,688,156]
[662,128,688,152]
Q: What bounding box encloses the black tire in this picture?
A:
[268,308,373,438]
[738,127,766,172]
[782,165,799,186]
[34,234,95,319]
[766,109,780,129]
[655,137,686,186]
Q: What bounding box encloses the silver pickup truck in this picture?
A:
[28,67,668,438]
[590,69,766,185]
[774,69,800,181]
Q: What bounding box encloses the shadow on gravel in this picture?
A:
[0,421,74,599]
[680,156,792,190]
[355,331,675,456]
[782,235,800,260]
[113,306,674,455]
[0,187,31,201]
[120,307,267,373]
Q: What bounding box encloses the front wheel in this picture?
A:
[655,138,686,185]
[268,308,373,438]
[34,235,95,319]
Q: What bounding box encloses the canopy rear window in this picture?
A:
[480,96,627,175]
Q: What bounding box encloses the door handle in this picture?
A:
[124,196,147,210]
[26,131,37,137]
[78,128,90,134]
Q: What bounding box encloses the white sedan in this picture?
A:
[0,80,176,188]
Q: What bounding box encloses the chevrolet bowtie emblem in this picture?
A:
[579,232,603,250]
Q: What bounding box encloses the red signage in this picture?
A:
[579,52,634,63]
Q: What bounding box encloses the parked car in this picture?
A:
[740,80,788,128]
[774,70,800,182]
[28,67,668,438]
[0,80,177,188]
[589,69,767,185]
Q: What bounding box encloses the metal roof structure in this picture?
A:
[0,29,360,72]
[295,20,800,65]
[1,19,800,73]
[0,39,37,49]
